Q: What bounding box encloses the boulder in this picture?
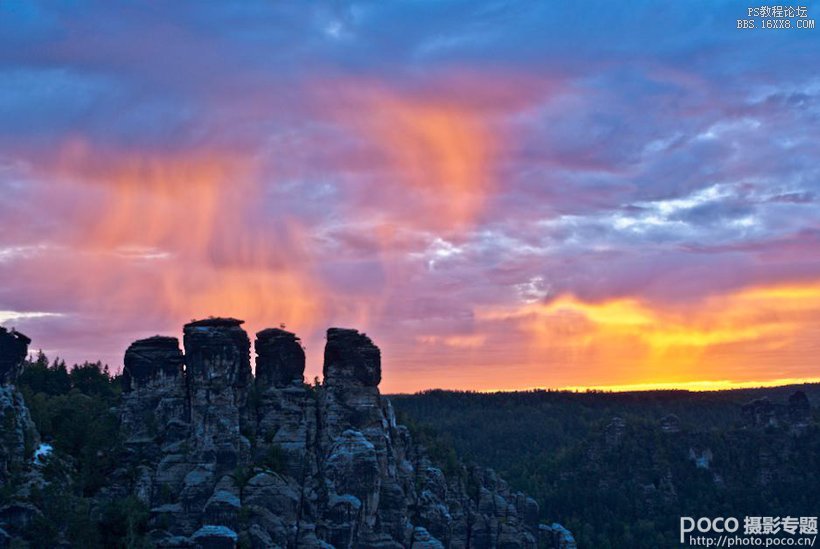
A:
[325,430,380,507]
[190,525,238,549]
[410,526,445,549]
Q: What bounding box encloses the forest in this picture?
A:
[392,386,820,548]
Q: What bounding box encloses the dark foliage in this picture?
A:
[392,385,820,548]
[13,352,146,547]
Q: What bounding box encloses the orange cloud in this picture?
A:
[417,334,486,348]
[51,138,250,255]
[16,76,514,380]
[27,139,329,363]
[365,94,495,230]
[473,280,820,390]
[298,80,508,344]
[320,80,500,234]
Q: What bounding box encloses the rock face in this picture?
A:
[742,397,777,428]
[660,414,681,434]
[323,328,381,387]
[688,447,713,469]
[0,328,29,386]
[123,336,185,392]
[604,417,626,447]
[255,328,305,388]
[183,317,253,478]
[119,335,188,504]
[741,392,813,433]
[788,391,810,426]
[0,385,39,488]
[0,329,38,485]
[0,328,42,540]
[111,321,569,548]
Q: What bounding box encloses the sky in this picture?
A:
[1,1,819,393]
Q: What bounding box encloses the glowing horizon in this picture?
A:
[1,2,819,394]
[389,378,820,396]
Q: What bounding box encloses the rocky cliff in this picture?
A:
[1,319,571,548]
[0,327,41,547]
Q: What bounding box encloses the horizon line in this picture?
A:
[388,377,820,395]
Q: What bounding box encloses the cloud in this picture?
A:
[468,280,820,390]
[0,1,818,392]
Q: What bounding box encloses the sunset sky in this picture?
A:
[1,1,819,392]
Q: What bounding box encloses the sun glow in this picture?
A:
[556,377,820,393]
[472,280,820,391]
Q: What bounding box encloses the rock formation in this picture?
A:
[255,328,305,389]
[741,397,777,428]
[0,328,43,544]
[0,328,38,485]
[788,391,810,427]
[123,335,186,392]
[741,392,813,434]
[604,417,626,448]
[659,414,681,434]
[110,320,570,548]
[0,327,29,386]
[687,447,713,469]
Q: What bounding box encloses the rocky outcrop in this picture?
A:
[0,328,29,386]
[254,328,312,479]
[742,397,777,428]
[741,392,813,434]
[604,417,626,447]
[0,329,38,486]
[117,319,257,541]
[123,336,185,392]
[255,328,305,389]
[0,384,39,484]
[0,329,44,541]
[323,328,381,387]
[118,334,189,518]
[788,391,810,426]
[688,447,713,469]
[660,414,681,434]
[110,320,569,548]
[121,336,187,449]
[183,317,253,476]
[539,524,577,549]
